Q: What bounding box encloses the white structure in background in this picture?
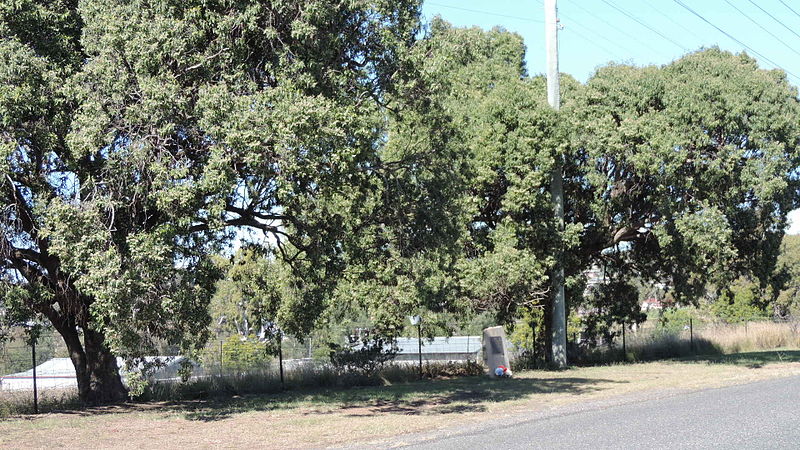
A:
[584,265,605,291]
[0,356,186,392]
[393,336,481,362]
[0,358,76,391]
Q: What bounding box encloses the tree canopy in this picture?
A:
[1,0,464,403]
[419,22,800,356]
[2,3,800,403]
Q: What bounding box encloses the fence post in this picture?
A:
[278,332,284,388]
[417,323,423,379]
[622,322,627,361]
[218,340,223,375]
[689,318,694,353]
[531,322,537,366]
[31,339,38,415]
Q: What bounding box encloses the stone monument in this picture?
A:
[482,326,511,377]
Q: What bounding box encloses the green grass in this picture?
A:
[168,373,622,422]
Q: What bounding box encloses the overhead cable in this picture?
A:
[723,0,800,59]
[747,0,800,42]
[562,0,671,58]
[426,2,542,23]
[599,0,687,51]
[672,0,800,82]
[777,0,800,22]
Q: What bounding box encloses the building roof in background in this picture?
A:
[395,336,481,354]
[1,356,184,379]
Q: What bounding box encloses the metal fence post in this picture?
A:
[219,340,223,375]
[531,321,537,365]
[417,323,423,379]
[689,318,694,353]
[31,339,38,414]
[278,332,284,388]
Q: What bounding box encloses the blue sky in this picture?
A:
[421,0,800,84]
[421,0,800,232]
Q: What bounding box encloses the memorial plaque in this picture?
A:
[482,326,511,377]
[488,336,503,354]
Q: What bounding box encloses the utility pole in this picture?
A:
[545,0,567,368]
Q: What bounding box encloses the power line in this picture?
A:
[426,2,542,23]
[561,0,671,59]
[746,0,800,42]
[599,0,687,52]
[428,1,621,68]
[777,0,800,22]
[723,0,800,59]
[672,0,800,82]
[643,1,704,43]
[560,4,640,57]
[532,0,623,60]
[561,19,624,61]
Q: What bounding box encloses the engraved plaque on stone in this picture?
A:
[482,326,511,376]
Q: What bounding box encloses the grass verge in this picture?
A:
[1,350,798,449]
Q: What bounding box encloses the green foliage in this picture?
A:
[221,335,270,372]
[209,249,294,337]
[432,26,800,356]
[709,280,770,323]
[2,0,466,402]
[4,1,800,395]
[328,335,398,379]
[773,234,800,317]
[416,21,563,325]
[655,308,696,336]
[581,280,646,347]
[569,49,800,304]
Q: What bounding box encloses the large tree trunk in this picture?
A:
[543,295,554,366]
[58,325,128,405]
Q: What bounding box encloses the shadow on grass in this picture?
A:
[166,349,800,421]
[683,349,800,368]
[174,375,624,422]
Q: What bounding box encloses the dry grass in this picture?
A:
[1,352,799,449]
[575,320,800,364]
[0,388,80,416]
[697,321,800,354]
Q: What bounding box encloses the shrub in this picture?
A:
[328,335,397,378]
[221,335,271,372]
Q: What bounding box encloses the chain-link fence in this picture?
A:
[1,325,485,409]
[0,333,75,414]
[190,327,483,381]
[3,317,798,411]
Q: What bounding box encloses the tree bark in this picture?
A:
[58,325,128,405]
[543,294,554,366]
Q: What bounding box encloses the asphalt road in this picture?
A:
[393,375,800,449]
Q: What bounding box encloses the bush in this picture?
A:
[221,335,271,372]
[422,360,484,378]
[328,335,397,379]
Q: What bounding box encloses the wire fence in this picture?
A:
[0,335,73,414]
[191,327,483,379]
[562,317,800,365]
[1,326,485,412]
[4,317,798,411]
